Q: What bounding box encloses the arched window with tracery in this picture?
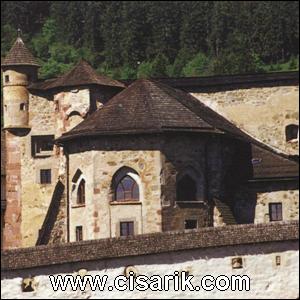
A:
[176,174,197,202]
[115,175,139,202]
[77,179,86,205]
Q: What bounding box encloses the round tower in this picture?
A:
[1,32,40,129]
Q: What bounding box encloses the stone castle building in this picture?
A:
[1,36,299,250]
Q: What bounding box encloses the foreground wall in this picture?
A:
[1,221,299,299]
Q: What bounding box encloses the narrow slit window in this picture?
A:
[77,179,86,205]
[20,103,27,111]
[5,75,9,83]
[76,226,83,241]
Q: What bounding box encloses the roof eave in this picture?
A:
[1,62,41,68]
[55,127,225,145]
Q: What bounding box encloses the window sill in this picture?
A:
[72,204,86,209]
[176,201,205,204]
[287,139,298,143]
[110,201,142,206]
[33,155,52,159]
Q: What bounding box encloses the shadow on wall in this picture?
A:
[232,180,299,224]
[36,180,65,246]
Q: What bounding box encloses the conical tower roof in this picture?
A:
[1,37,40,67]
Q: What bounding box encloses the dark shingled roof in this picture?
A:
[57,79,299,179]
[251,144,299,179]
[1,37,40,67]
[58,79,223,138]
[29,60,125,90]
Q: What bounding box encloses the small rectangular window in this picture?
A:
[76,226,83,241]
[120,221,134,237]
[5,75,9,83]
[184,219,198,230]
[31,135,54,157]
[286,124,299,141]
[269,203,283,222]
[20,103,27,111]
[40,169,51,184]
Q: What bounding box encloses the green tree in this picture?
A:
[137,61,153,79]
[151,53,169,78]
[182,52,210,76]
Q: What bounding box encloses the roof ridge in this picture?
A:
[148,79,213,130]
[151,79,215,129]
[145,80,165,130]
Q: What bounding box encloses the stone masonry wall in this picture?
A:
[161,134,247,231]
[68,136,162,241]
[4,87,92,248]
[232,180,299,224]
[19,93,59,247]
[192,85,299,155]
[3,131,22,249]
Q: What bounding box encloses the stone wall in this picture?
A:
[191,85,299,155]
[232,180,299,224]
[255,190,299,223]
[2,78,299,249]
[68,143,162,241]
[3,131,22,248]
[66,133,253,235]
[161,134,250,231]
[3,86,94,248]
[18,93,59,247]
[1,222,299,299]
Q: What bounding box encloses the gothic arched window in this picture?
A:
[77,179,86,205]
[176,175,197,202]
[115,176,139,202]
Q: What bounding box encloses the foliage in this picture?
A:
[182,52,210,77]
[1,1,299,80]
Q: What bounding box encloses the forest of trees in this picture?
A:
[1,1,299,80]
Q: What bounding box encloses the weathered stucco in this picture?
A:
[1,241,298,299]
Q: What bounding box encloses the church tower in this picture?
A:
[1,31,40,129]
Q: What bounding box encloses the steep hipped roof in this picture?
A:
[29,60,125,90]
[57,79,299,179]
[1,37,40,67]
[58,79,222,139]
